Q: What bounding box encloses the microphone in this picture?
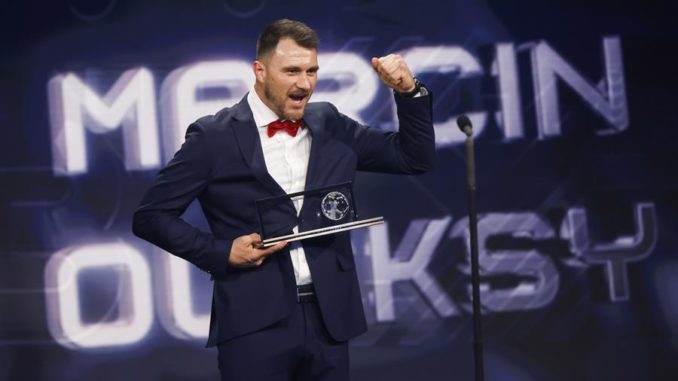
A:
[457,111,485,381]
[456,115,473,137]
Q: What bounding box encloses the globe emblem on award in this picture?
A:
[256,182,383,247]
[321,191,350,221]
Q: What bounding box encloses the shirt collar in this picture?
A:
[247,87,280,129]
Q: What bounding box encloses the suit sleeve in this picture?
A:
[132,122,232,276]
[345,92,436,174]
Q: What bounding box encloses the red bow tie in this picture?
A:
[267,119,303,138]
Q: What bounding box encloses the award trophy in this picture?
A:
[256,182,384,247]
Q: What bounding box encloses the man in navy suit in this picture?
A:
[133,19,435,380]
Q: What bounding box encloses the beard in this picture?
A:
[263,82,309,121]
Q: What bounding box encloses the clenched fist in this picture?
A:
[371,54,416,94]
[228,233,287,268]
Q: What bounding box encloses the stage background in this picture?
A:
[1,0,678,380]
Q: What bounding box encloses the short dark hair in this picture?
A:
[256,19,318,59]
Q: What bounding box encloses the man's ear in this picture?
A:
[253,60,265,83]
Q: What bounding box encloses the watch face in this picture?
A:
[321,191,350,221]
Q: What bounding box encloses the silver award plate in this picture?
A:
[255,182,384,247]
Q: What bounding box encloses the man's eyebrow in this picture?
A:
[282,65,319,71]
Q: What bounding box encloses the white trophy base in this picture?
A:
[261,216,384,247]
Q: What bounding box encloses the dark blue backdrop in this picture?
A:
[1,0,677,380]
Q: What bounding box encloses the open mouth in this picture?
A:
[288,93,307,105]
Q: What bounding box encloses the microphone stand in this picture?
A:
[458,116,485,381]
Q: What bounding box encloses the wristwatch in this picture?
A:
[396,78,427,98]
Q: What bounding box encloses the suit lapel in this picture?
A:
[230,95,285,195]
[231,97,329,195]
[301,106,326,191]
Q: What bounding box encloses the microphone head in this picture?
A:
[456,115,472,133]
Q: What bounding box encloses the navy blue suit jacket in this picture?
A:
[132,92,435,347]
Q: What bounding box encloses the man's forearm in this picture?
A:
[132,208,232,276]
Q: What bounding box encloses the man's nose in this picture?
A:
[296,74,311,90]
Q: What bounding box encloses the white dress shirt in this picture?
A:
[247,89,313,285]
